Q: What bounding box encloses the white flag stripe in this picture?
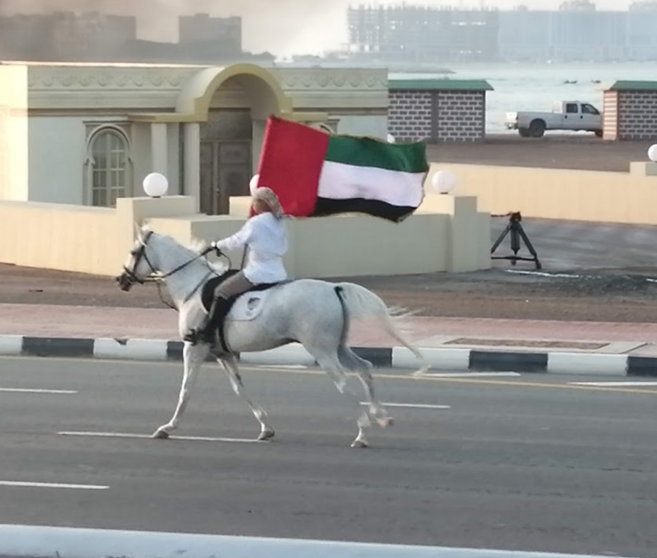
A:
[318,160,425,207]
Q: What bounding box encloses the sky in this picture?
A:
[0,0,639,57]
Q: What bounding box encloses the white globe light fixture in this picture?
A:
[143,172,169,198]
[249,174,260,196]
[648,144,657,163]
[386,133,396,143]
[431,170,456,195]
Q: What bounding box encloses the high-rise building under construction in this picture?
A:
[347,1,657,63]
[347,4,501,62]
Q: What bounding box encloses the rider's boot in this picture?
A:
[184,296,230,347]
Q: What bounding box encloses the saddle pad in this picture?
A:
[228,289,275,322]
[200,270,283,322]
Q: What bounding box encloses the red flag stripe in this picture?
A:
[256,116,330,217]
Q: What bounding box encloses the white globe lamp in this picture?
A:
[431,170,456,195]
[648,144,657,163]
[249,174,260,196]
[386,133,396,143]
[143,172,169,198]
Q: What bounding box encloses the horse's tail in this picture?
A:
[334,282,429,376]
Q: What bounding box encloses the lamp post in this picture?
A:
[143,172,169,198]
[630,144,657,177]
[431,170,456,194]
[648,144,657,163]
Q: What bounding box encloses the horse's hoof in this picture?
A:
[351,439,369,449]
[258,429,275,441]
[152,429,170,440]
[377,416,394,428]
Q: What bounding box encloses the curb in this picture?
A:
[0,524,639,558]
[2,335,657,377]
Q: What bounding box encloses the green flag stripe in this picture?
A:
[325,136,429,174]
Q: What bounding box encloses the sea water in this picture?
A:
[393,62,657,134]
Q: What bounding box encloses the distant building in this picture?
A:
[0,12,136,61]
[178,13,242,58]
[51,12,137,61]
[347,2,657,64]
[499,3,648,62]
[0,11,257,64]
[347,5,501,63]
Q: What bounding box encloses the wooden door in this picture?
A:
[199,140,251,215]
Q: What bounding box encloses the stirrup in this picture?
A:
[183,326,215,346]
[182,329,200,345]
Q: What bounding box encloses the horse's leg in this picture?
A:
[339,346,393,429]
[219,355,275,441]
[153,342,209,439]
[314,351,373,449]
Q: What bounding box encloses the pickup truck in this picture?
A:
[505,100,603,138]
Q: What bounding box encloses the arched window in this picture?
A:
[86,127,132,207]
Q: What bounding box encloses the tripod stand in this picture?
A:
[491,211,542,270]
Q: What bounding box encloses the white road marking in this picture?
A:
[360,402,451,410]
[505,270,585,279]
[421,372,521,378]
[58,431,265,443]
[0,481,108,490]
[0,387,77,394]
[570,381,657,387]
[258,364,308,370]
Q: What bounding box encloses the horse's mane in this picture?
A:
[143,226,227,274]
[189,236,227,274]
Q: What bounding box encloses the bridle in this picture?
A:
[121,230,215,284]
[117,230,229,310]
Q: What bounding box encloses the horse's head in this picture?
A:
[115,226,157,292]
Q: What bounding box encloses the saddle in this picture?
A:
[200,269,285,352]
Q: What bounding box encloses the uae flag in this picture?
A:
[255,116,429,223]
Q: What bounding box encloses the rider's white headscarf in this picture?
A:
[253,187,284,220]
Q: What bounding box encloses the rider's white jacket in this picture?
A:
[215,212,288,285]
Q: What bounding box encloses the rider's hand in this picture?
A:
[210,241,222,255]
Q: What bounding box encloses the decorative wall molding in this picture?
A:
[269,68,388,91]
[27,67,197,91]
[26,66,388,93]
[25,65,389,113]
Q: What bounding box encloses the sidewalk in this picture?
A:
[3,303,657,357]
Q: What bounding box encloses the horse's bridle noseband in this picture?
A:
[119,230,157,287]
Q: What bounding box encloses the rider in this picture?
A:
[185,187,289,347]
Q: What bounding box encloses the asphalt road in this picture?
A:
[0,357,656,557]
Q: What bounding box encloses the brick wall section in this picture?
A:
[388,91,433,142]
[603,90,618,140]
[388,90,486,143]
[617,91,657,140]
[436,91,485,142]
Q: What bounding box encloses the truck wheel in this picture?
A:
[595,130,603,138]
[518,128,530,138]
[529,120,546,138]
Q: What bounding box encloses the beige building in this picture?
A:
[0,61,388,214]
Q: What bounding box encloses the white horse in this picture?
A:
[116,226,428,448]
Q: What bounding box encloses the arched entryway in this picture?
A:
[177,64,291,215]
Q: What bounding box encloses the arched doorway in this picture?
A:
[176,64,291,215]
